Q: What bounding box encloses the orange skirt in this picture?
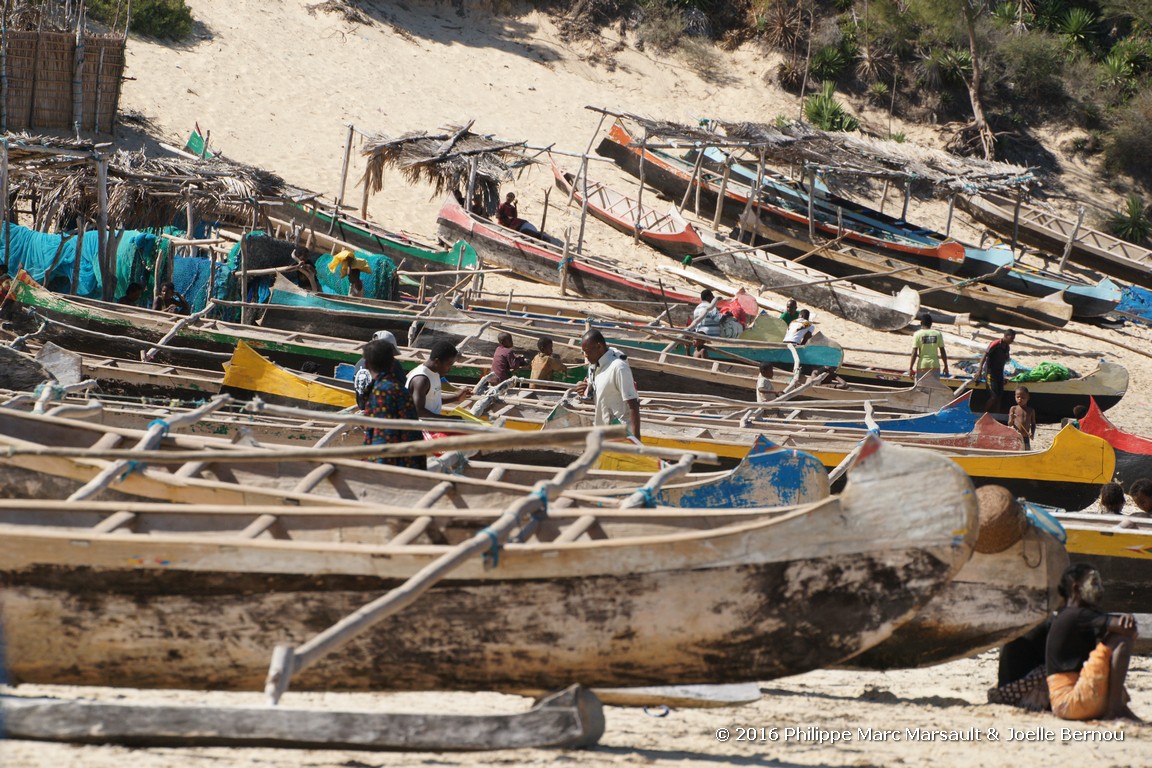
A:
[1047,642,1112,720]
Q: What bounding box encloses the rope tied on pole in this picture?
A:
[480,527,501,570]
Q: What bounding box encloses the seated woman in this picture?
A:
[361,337,426,470]
[153,282,190,314]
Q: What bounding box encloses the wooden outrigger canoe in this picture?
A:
[0,436,978,692]
[266,274,847,370]
[686,234,922,332]
[596,120,967,272]
[958,191,1152,289]
[232,335,955,426]
[276,198,482,273]
[0,404,829,511]
[424,297,846,370]
[435,193,700,324]
[1060,511,1152,639]
[740,243,1073,331]
[1078,396,1152,484]
[846,510,1068,669]
[10,271,586,385]
[31,343,226,401]
[550,157,704,257]
[834,359,1128,423]
[690,146,1117,318]
[500,404,1113,510]
[222,341,356,410]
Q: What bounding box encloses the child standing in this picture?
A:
[1008,386,1037,450]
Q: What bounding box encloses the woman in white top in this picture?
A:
[406,340,472,417]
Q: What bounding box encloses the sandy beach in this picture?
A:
[4,0,1152,764]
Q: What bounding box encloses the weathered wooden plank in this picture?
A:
[0,684,605,750]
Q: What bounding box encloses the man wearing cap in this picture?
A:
[354,330,403,410]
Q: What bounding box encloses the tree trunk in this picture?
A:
[961,0,996,160]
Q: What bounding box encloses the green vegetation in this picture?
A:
[805,82,860,132]
[1107,195,1152,244]
[87,0,194,40]
[554,0,1152,185]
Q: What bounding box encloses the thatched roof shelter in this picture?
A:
[2,136,285,231]
[597,109,1032,196]
[359,122,529,210]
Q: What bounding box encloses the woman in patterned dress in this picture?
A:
[361,337,427,470]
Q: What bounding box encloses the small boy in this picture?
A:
[490,331,527,384]
[529,337,568,388]
[756,363,776,403]
[1100,482,1126,516]
[1008,386,1037,450]
[1069,404,1088,429]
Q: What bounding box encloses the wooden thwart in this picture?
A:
[263,431,614,705]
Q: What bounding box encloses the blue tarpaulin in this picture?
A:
[0,223,157,300]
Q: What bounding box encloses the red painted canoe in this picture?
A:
[1078,397,1148,484]
[550,158,704,257]
[597,120,966,273]
[436,193,699,323]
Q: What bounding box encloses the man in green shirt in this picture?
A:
[908,314,949,378]
[780,298,799,324]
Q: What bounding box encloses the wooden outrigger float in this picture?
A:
[1,685,605,751]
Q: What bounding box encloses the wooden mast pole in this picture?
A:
[329,123,355,234]
[96,154,111,300]
[634,128,648,245]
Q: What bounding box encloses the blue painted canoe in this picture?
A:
[695,147,1115,318]
[823,392,978,434]
[658,435,829,508]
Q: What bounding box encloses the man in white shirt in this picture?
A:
[783,309,814,346]
[574,329,641,438]
[691,289,723,336]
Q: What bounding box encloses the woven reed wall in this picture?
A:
[1,30,126,134]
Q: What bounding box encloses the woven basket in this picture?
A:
[975,485,1028,554]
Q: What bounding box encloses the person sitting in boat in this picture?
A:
[975,328,1016,413]
[406,340,473,418]
[692,338,709,359]
[330,249,372,299]
[908,314,950,379]
[118,282,145,307]
[1045,563,1141,722]
[1100,482,1126,515]
[1117,478,1152,529]
[491,332,527,384]
[530,337,568,388]
[497,191,555,242]
[354,330,404,410]
[756,363,776,403]
[783,309,814,346]
[361,336,427,470]
[153,282,189,314]
[290,248,319,292]
[470,192,490,220]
